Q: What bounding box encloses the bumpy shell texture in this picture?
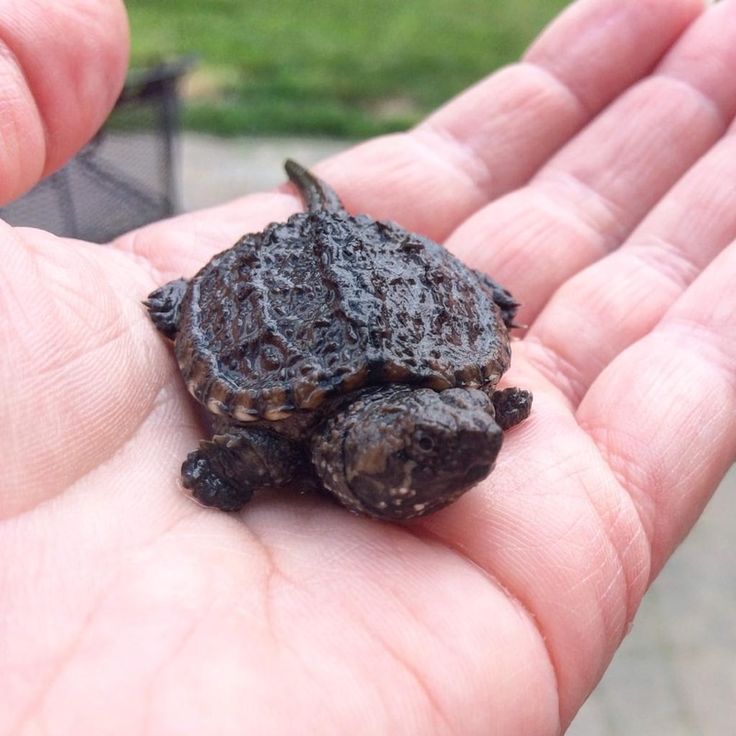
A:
[176,210,511,421]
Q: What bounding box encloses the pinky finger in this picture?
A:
[577,240,736,578]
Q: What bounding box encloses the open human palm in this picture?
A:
[2,0,736,733]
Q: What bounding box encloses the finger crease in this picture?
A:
[577,419,657,582]
[576,454,652,629]
[531,170,630,254]
[522,59,595,120]
[411,124,495,204]
[625,235,702,293]
[523,335,590,407]
[655,71,731,133]
[659,316,736,396]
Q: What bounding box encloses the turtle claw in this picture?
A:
[181,451,253,512]
[145,278,188,340]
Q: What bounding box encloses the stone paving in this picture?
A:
[179,134,351,212]
[179,133,736,735]
[568,467,735,736]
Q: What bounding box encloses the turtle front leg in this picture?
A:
[145,278,188,339]
[491,387,533,430]
[181,426,305,512]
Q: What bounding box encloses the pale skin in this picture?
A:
[2,0,736,732]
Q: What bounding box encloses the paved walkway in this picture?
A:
[179,134,351,211]
[179,133,736,736]
[569,467,735,736]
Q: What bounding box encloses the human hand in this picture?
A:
[2,0,735,733]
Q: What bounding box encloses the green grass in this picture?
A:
[126,0,570,138]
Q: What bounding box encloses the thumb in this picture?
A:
[0,0,129,204]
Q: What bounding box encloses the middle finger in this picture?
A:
[446,0,736,325]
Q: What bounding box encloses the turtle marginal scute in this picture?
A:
[423,375,454,391]
[295,385,328,410]
[263,408,293,421]
[339,366,369,393]
[206,397,228,416]
[380,362,412,382]
[454,364,483,386]
[232,403,259,422]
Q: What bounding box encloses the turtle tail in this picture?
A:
[284,159,346,214]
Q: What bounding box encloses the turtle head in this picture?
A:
[312,386,503,520]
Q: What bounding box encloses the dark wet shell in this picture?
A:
[175,210,511,421]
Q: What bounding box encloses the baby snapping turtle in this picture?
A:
[146,161,531,520]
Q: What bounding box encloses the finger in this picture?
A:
[0,0,129,204]
[525,125,736,406]
[115,0,704,275]
[577,239,736,579]
[0,225,176,517]
[318,0,704,241]
[446,0,736,323]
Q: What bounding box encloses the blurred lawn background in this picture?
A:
[126,0,569,138]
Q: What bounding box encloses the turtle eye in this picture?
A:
[416,433,435,453]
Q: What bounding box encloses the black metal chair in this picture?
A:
[0,57,194,243]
